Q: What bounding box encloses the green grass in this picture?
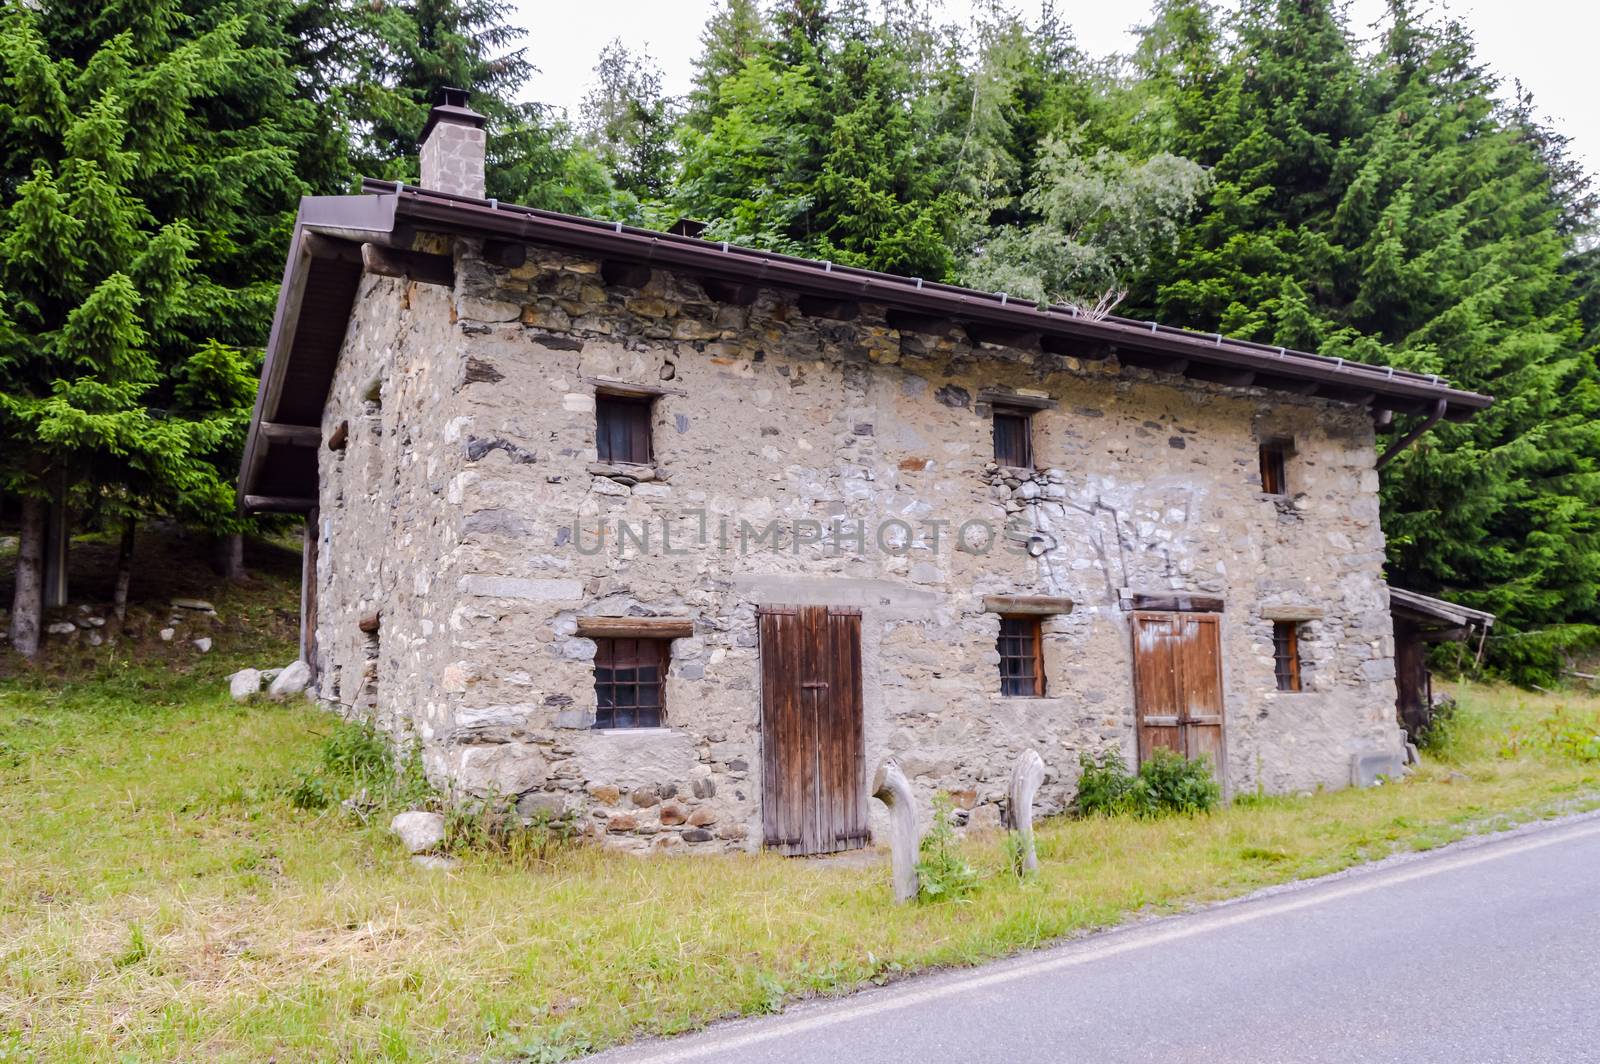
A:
[2,670,1597,1062]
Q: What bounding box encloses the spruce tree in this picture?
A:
[0,0,308,654]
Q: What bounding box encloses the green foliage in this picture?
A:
[1495,702,1600,763]
[1074,748,1221,818]
[442,800,579,866]
[915,791,980,902]
[287,717,430,812]
[1123,0,1600,683]
[1139,747,1223,814]
[0,0,314,543]
[964,136,1210,313]
[1415,696,1463,755]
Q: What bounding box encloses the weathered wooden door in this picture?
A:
[758,605,867,856]
[1131,611,1225,769]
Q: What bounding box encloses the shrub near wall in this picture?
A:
[1074,749,1221,818]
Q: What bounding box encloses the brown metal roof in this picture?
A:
[238,182,1495,512]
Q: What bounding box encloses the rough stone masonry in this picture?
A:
[307,227,1405,854]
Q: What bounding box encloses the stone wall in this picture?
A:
[311,233,1404,853]
[314,274,470,757]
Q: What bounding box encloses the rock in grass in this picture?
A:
[228,669,262,701]
[47,621,77,636]
[391,811,446,853]
[267,660,310,699]
[411,854,457,870]
[193,637,213,653]
[158,628,175,642]
[170,598,216,613]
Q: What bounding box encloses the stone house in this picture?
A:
[239,91,1493,854]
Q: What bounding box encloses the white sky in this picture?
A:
[512,0,1597,178]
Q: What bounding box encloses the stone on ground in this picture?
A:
[170,598,216,613]
[268,660,311,699]
[228,669,262,701]
[411,854,458,870]
[192,637,213,653]
[391,810,446,853]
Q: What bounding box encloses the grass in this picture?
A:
[2,665,1596,1063]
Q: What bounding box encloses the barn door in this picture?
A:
[1131,611,1225,770]
[758,606,867,856]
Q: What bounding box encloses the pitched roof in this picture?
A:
[1389,586,1497,631]
[238,181,1495,512]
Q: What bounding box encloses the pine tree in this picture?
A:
[579,40,678,201]
[0,0,309,655]
[1126,0,1600,680]
[677,0,959,277]
[686,0,769,132]
[324,0,612,211]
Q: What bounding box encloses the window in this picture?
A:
[593,637,668,727]
[993,407,1033,468]
[1272,621,1302,692]
[998,615,1046,696]
[596,393,653,465]
[1259,440,1289,495]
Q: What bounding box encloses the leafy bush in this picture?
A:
[287,719,431,812]
[1073,747,1220,818]
[1074,748,1140,816]
[1415,695,1465,755]
[915,792,980,901]
[1139,748,1222,814]
[1498,703,1600,763]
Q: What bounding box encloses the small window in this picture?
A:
[1272,621,1302,692]
[596,394,653,465]
[998,615,1045,697]
[593,637,668,728]
[1259,440,1289,495]
[994,408,1033,468]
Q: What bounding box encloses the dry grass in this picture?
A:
[2,673,1597,1062]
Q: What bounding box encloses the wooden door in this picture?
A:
[1394,624,1431,742]
[1131,611,1225,770]
[758,605,867,856]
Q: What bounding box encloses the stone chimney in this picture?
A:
[418,86,486,198]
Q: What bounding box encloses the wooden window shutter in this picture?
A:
[993,409,1033,468]
[596,394,653,464]
[1272,621,1302,692]
[1259,441,1288,495]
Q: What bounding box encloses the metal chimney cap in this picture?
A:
[420,85,487,143]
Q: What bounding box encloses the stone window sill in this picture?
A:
[588,462,667,485]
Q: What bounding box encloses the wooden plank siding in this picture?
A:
[757,606,867,856]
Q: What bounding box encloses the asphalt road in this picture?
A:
[589,813,1600,1064]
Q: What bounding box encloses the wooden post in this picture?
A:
[300,509,320,684]
[1007,750,1046,876]
[871,758,920,903]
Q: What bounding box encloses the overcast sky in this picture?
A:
[510,0,1597,178]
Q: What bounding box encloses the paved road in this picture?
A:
[590,814,1600,1064]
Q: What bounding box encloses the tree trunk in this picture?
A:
[8,495,46,659]
[210,532,247,585]
[112,517,137,622]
